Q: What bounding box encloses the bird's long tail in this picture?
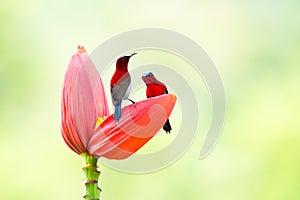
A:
[163,119,172,133]
[114,104,121,121]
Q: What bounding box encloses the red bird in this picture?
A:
[142,72,172,133]
[110,53,136,121]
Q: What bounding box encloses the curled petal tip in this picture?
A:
[170,94,177,101]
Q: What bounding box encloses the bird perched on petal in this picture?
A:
[142,72,172,133]
[110,53,137,121]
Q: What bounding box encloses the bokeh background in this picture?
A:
[1,0,300,199]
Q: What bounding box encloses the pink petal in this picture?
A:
[78,52,109,118]
[73,68,97,148]
[94,78,109,117]
[61,45,109,154]
[88,94,177,159]
[61,51,87,154]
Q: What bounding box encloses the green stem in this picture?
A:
[81,152,101,200]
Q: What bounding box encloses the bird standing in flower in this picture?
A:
[110,53,137,121]
[142,72,172,133]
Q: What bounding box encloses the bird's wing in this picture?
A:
[151,80,168,93]
[153,81,168,94]
[111,76,131,106]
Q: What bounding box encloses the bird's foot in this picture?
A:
[127,98,137,108]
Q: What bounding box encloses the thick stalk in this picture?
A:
[81,152,101,200]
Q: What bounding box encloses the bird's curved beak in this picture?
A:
[130,53,137,57]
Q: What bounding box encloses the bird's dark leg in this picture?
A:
[126,98,137,108]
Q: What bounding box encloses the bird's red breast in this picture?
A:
[146,83,167,98]
[110,56,131,88]
[110,71,130,88]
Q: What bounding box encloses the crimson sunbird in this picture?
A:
[110,53,137,121]
[142,72,172,133]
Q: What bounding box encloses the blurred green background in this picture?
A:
[1,0,300,199]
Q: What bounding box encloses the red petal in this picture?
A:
[88,94,176,159]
